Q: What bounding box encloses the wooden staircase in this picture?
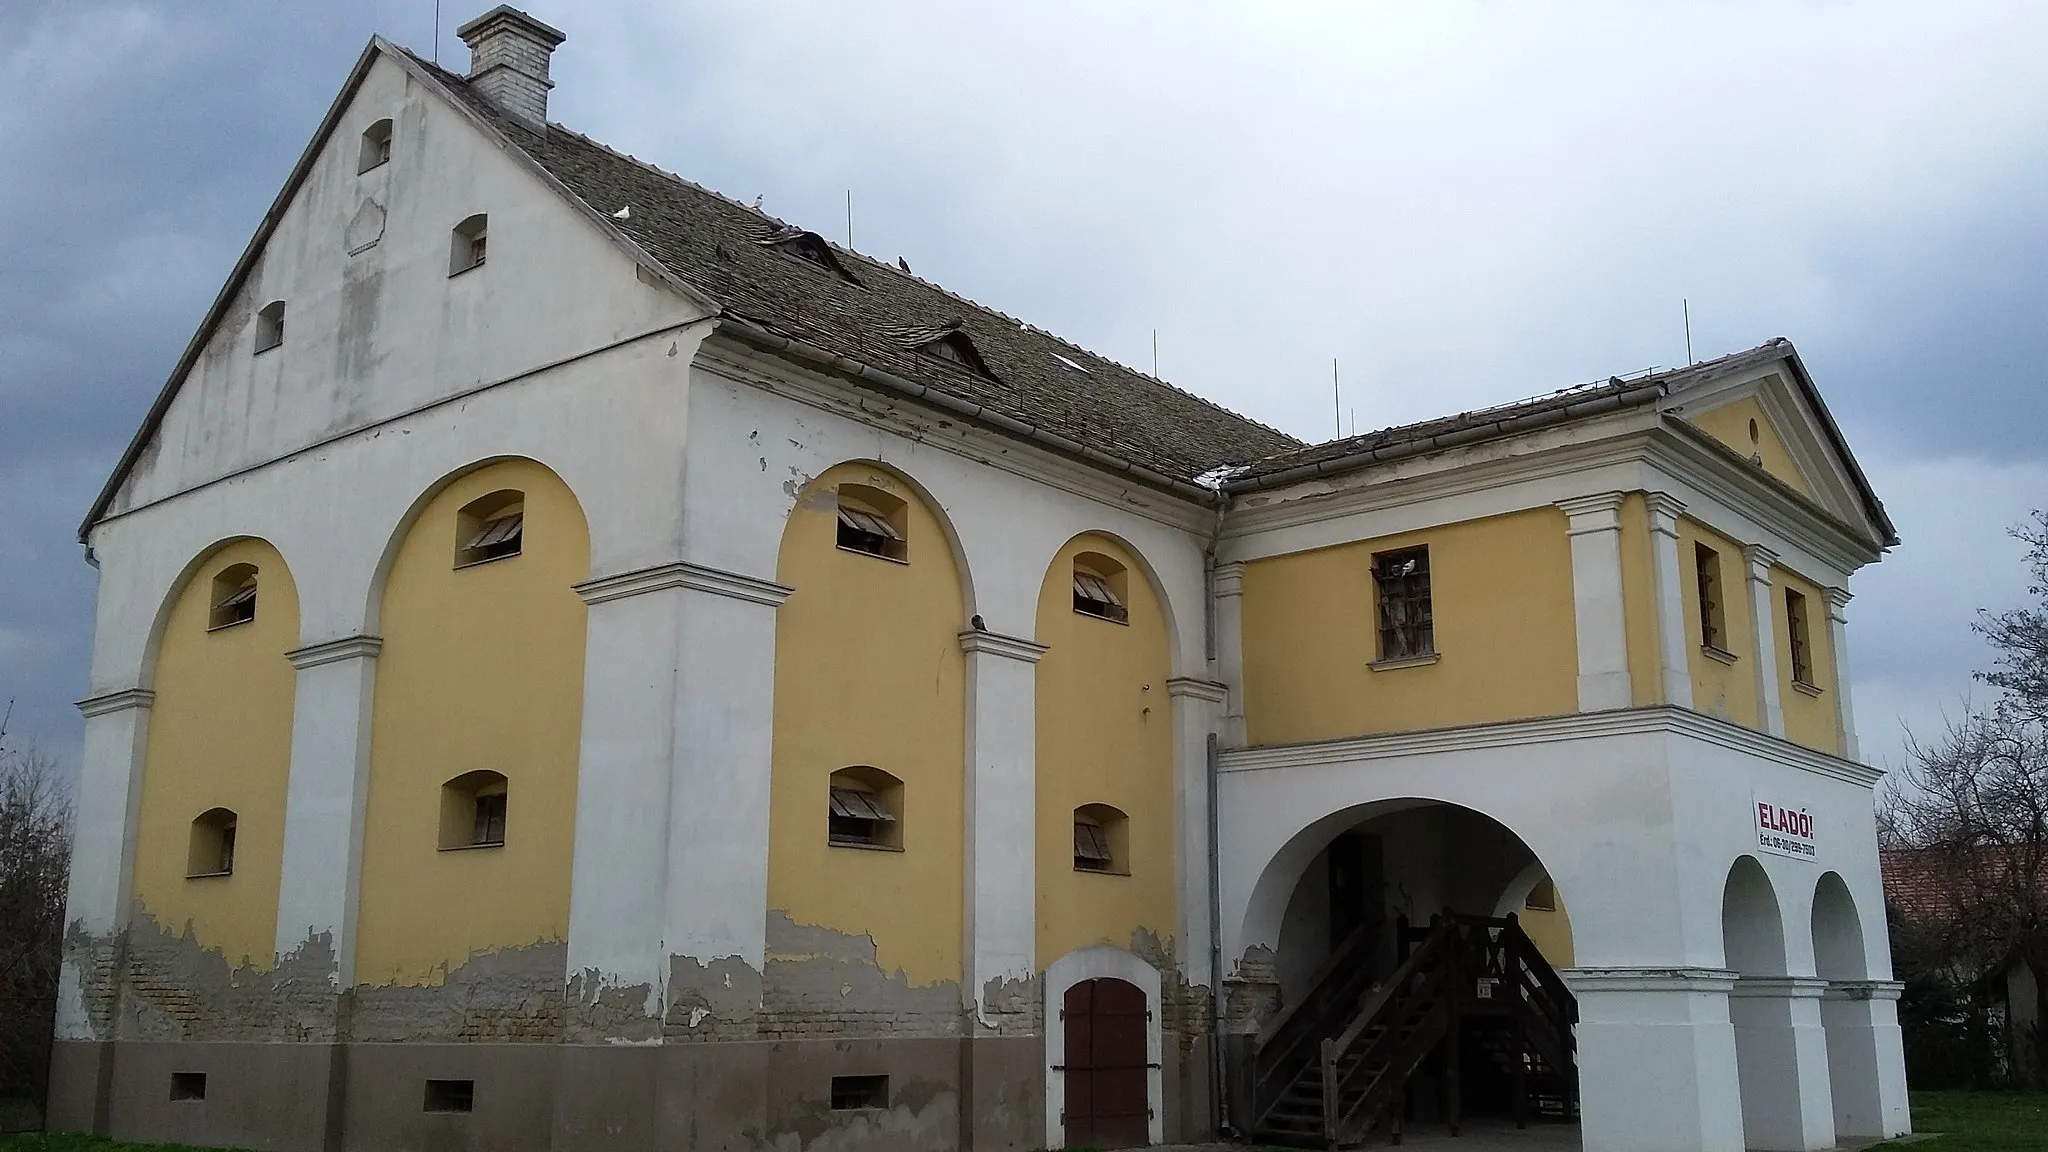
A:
[1247,913,1577,1148]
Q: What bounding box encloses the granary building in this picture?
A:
[56,8,1911,1151]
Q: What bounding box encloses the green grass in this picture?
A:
[1874,1090,2048,1151]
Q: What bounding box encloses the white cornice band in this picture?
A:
[575,561,795,608]
[958,630,1050,664]
[1166,677,1230,703]
[1562,967,1739,995]
[76,688,156,718]
[286,635,384,670]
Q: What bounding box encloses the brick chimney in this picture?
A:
[456,6,566,133]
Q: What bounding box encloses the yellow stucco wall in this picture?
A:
[1519,895,1575,970]
[767,463,965,987]
[1033,534,1176,966]
[354,460,589,985]
[1618,493,1663,707]
[132,539,299,968]
[1240,509,1579,745]
[1677,517,1760,728]
[1688,395,1816,499]
[1773,567,1843,755]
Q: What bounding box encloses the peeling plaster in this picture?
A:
[759,912,965,1039]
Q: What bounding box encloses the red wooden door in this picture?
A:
[1063,977,1150,1148]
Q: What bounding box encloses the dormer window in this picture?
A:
[254,301,285,354]
[208,564,259,630]
[1073,554,1129,624]
[455,491,524,567]
[883,322,996,380]
[756,226,860,284]
[358,118,393,173]
[450,214,488,276]
[834,485,908,562]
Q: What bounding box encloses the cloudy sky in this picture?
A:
[3,1,2044,777]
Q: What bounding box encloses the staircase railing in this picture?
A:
[1320,918,1462,1145]
[1249,921,1376,1126]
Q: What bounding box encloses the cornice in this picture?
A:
[1645,491,1688,535]
[1556,491,1626,533]
[1825,980,1904,1002]
[1825,586,1852,615]
[957,630,1050,663]
[286,635,384,670]
[1212,561,1245,597]
[1561,967,1738,994]
[1219,705,1884,788]
[1730,976,1831,999]
[1743,542,1781,584]
[575,561,794,608]
[76,688,155,718]
[1166,677,1229,703]
[1651,420,1882,573]
[695,338,1217,537]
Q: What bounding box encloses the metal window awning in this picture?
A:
[1074,820,1112,862]
[1073,571,1123,609]
[830,787,896,823]
[466,513,524,550]
[836,506,902,541]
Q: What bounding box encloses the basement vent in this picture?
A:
[424,1079,475,1113]
[830,1075,889,1111]
[170,1072,206,1102]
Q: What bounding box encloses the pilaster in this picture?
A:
[1824,588,1859,760]
[1646,493,1695,708]
[1557,492,1631,712]
[1744,545,1786,737]
[1211,561,1247,746]
[959,629,1048,1026]
[1729,975,1835,1150]
[1168,677,1227,995]
[1821,980,1910,1140]
[59,688,154,1041]
[1564,966,1745,1152]
[274,635,383,980]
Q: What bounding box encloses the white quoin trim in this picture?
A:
[1557,492,1631,712]
[1824,588,1859,761]
[1646,492,1696,708]
[1042,945,1165,1149]
[1745,544,1786,737]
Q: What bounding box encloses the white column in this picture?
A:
[274,636,382,980]
[1824,588,1860,761]
[1744,545,1786,737]
[1566,967,1746,1152]
[1821,980,1910,1140]
[1557,493,1631,712]
[1168,677,1227,996]
[1211,562,1248,747]
[959,629,1047,1024]
[58,689,154,1040]
[1647,493,1695,708]
[1730,976,1836,1151]
[565,562,792,1038]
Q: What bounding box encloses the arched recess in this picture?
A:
[766,460,968,989]
[131,536,300,969]
[1034,532,1176,967]
[1811,871,1866,982]
[1723,855,1811,1152]
[354,458,590,986]
[1491,859,1576,969]
[1043,945,1165,1148]
[1723,855,1789,977]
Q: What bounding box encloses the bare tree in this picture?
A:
[0,708,73,1120]
[1883,511,2048,1087]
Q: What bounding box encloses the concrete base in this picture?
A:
[49,1031,1210,1151]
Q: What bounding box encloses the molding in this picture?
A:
[1211,561,1245,598]
[1825,586,1852,617]
[285,635,384,670]
[1743,542,1781,584]
[574,561,794,608]
[1562,967,1739,995]
[958,630,1050,664]
[1369,653,1441,672]
[1792,680,1824,698]
[1730,976,1831,1000]
[1702,645,1739,666]
[1166,677,1229,703]
[1645,490,1688,534]
[1556,491,1627,533]
[1825,980,1904,1003]
[76,688,155,718]
[1219,704,1885,787]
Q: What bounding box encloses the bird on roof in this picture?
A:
[897,256,911,273]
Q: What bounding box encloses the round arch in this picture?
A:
[136,534,291,690]
[1811,870,1866,981]
[1042,944,1165,1149]
[1038,527,1184,673]
[1722,854,1788,976]
[361,455,589,634]
[784,457,977,618]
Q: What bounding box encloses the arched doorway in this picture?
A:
[1234,800,1579,1145]
[1062,978,1151,1148]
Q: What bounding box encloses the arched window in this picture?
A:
[1072,553,1129,624]
[450,213,488,276]
[254,301,285,354]
[1073,804,1129,874]
[358,118,393,173]
[834,485,908,563]
[455,490,524,567]
[187,808,238,877]
[208,564,259,630]
[440,770,508,849]
[828,766,902,849]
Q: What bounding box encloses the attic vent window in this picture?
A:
[254,301,285,354]
[834,485,908,563]
[1073,804,1129,874]
[828,767,903,850]
[455,491,524,567]
[756,226,859,284]
[187,808,237,878]
[209,564,259,630]
[359,119,393,173]
[1072,553,1129,624]
[450,214,488,276]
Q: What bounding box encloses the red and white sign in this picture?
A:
[1754,796,1817,861]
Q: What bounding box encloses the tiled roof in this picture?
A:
[1882,846,2048,926]
[413,57,1302,488]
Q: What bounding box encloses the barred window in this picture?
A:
[1373,547,1433,661]
[1696,544,1727,654]
[1785,588,1815,686]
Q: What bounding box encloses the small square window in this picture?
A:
[1073,568,1128,623]
[359,118,393,173]
[831,1075,888,1111]
[1524,878,1557,912]
[472,792,507,847]
[424,1079,474,1113]
[169,1072,206,1102]
[254,301,285,354]
[450,214,489,276]
[828,785,898,848]
[1074,820,1113,872]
